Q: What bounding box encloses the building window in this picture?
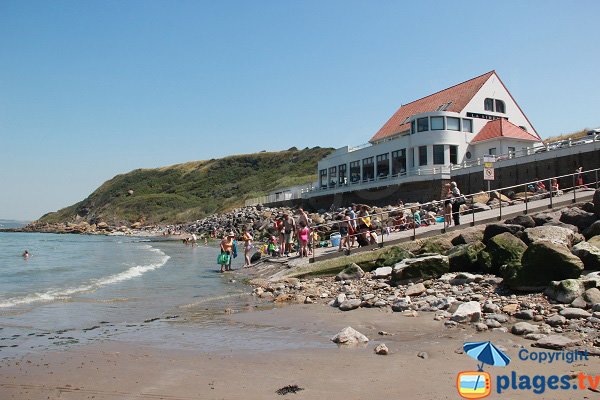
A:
[362,157,374,181]
[447,117,460,131]
[328,166,337,188]
[350,161,360,183]
[319,169,327,188]
[376,153,389,178]
[495,99,506,113]
[391,149,406,175]
[489,148,497,156]
[411,120,416,134]
[417,117,429,132]
[508,147,516,158]
[484,98,494,111]
[431,116,444,130]
[433,145,444,165]
[418,146,428,166]
[410,148,415,168]
[462,119,473,133]
[450,145,458,164]
[338,164,347,185]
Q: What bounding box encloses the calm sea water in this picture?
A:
[0,232,327,357]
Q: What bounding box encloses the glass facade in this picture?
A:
[391,149,406,175]
[433,144,444,165]
[328,166,337,187]
[350,161,360,183]
[338,164,347,185]
[362,157,374,181]
[376,154,389,178]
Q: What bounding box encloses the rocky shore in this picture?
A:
[244,189,600,353]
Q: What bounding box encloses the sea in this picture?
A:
[0,232,324,359]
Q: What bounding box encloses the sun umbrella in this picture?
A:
[463,341,511,370]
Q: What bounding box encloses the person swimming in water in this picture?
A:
[22,250,30,259]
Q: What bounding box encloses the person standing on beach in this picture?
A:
[298,221,309,257]
[219,232,235,273]
[576,167,587,188]
[348,205,357,247]
[444,183,453,228]
[282,213,296,257]
[450,181,462,226]
[242,228,253,268]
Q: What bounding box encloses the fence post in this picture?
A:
[310,227,315,264]
[524,184,528,214]
[498,192,502,221]
[596,169,599,190]
[412,216,416,241]
[471,195,475,227]
[548,178,553,209]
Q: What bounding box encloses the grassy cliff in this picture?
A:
[38,147,332,225]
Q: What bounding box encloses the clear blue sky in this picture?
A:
[2,0,599,221]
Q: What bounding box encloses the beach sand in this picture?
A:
[1,305,598,399]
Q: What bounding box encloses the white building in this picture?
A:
[310,71,542,194]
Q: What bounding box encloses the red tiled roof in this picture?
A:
[370,71,496,143]
[470,118,540,143]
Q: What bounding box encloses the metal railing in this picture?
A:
[306,167,600,263]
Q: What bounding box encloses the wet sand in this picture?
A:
[1,305,599,399]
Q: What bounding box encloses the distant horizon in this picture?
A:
[2,1,599,220]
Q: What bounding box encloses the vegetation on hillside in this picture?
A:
[542,128,591,144]
[38,147,332,225]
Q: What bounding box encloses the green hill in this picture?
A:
[38,147,332,225]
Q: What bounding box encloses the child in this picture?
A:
[298,221,309,257]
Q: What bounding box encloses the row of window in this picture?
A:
[410,116,472,134]
[319,145,459,188]
[484,98,506,113]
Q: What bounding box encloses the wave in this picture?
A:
[0,247,170,308]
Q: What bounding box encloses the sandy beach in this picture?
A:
[1,304,598,400]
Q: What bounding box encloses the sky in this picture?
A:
[1,0,599,221]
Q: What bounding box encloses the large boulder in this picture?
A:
[486,233,527,276]
[522,226,575,248]
[559,207,597,232]
[417,237,454,255]
[392,254,449,282]
[448,241,486,273]
[593,189,600,217]
[505,215,536,229]
[544,279,586,304]
[532,211,561,226]
[590,236,600,248]
[451,301,482,323]
[510,242,585,289]
[483,224,524,243]
[451,228,484,246]
[472,191,490,205]
[572,241,600,270]
[374,246,413,268]
[583,221,600,240]
[335,263,365,281]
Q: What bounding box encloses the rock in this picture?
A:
[515,310,535,320]
[532,211,561,226]
[392,254,449,282]
[591,236,600,248]
[505,215,536,229]
[511,322,538,335]
[583,288,600,304]
[447,241,486,273]
[486,233,527,276]
[533,335,580,350]
[451,301,482,323]
[509,241,585,289]
[470,203,491,213]
[583,221,600,240]
[560,207,597,232]
[392,297,412,312]
[485,319,502,328]
[483,224,524,243]
[594,189,600,216]
[546,315,567,327]
[522,226,575,247]
[339,299,362,311]
[401,310,419,317]
[472,192,490,205]
[361,293,376,301]
[405,283,427,297]
[374,344,389,355]
[334,293,347,307]
[524,333,547,341]
[450,272,481,285]
[417,351,429,359]
[373,266,393,279]
[374,246,413,268]
[335,263,365,281]
[483,302,500,313]
[570,297,588,309]
[451,229,484,246]
[559,308,592,319]
[474,322,489,332]
[417,237,454,255]
[488,313,509,323]
[572,241,600,270]
[97,222,109,230]
[545,279,586,304]
[544,221,579,234]
[331,327,369,345]
[502,304,519,314]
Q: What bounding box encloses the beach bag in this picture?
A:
[454,195,466,205]
[217,253,230,265]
